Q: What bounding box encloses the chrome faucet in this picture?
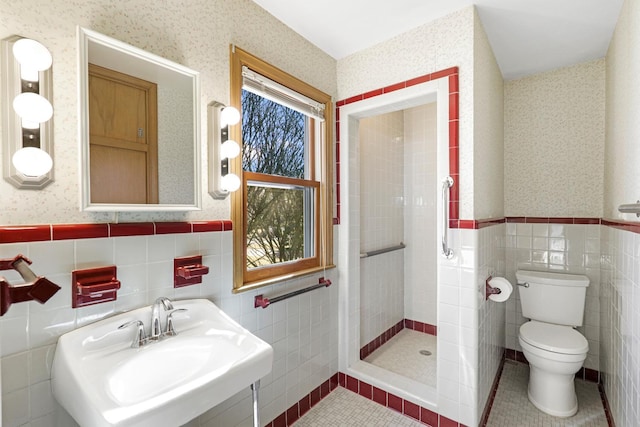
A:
[150,297,174,340]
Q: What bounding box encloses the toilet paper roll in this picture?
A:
[488,277,513,302]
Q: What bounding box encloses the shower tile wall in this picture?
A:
[359,111,405,347]
[0,229,339,427]
[403,103,438,326]
[477,222,506,422]
[504,222,601,371]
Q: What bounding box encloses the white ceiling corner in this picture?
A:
[251,0,624,80]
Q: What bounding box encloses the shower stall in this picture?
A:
[358,104,438,387]
[338,75,455,413]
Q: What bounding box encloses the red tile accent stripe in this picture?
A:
[0,220,231,244]
[1,216,629,245]
[52,223,109,240]
[338,373,466,427]
[109,222,155,237]
[506,217,602,225]
[335,66,459,226]
[602,218,640,234]
[480,353,505,426]
[263,374,339,427]
[0,225,51,243]
[599,383,617,427]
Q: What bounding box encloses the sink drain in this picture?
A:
[419,350,432,356]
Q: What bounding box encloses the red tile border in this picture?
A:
[0,225,51,243]
[598,382,616,427]
[108,222,155,237]
[0,220,231,244]
[372,386,387,406]
[404,400,420,421]
[602,218,640,234]
[505,217,602,225]
[154,222,192,235]
[0,216,629,245]
[335,66,459,226]
[192,220,225,233]
[480,352,505,426]
[52,223,109,240]
[388,393,403,413]
[340,373,465,427]
[421,407,438,426]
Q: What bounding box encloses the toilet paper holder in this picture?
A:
[485,275,502,300]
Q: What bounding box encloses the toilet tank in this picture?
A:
[516,270,589,327]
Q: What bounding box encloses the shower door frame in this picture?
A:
[337,75,457,412]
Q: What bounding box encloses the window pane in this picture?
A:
[241,90,305,178]
[246,183,315,269]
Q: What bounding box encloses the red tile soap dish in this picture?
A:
[72,266,120,308]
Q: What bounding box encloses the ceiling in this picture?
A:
[251,0,624,80]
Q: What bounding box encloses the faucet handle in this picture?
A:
[165,308,188,336]
[118,320,147,348]
[156,297,174,310]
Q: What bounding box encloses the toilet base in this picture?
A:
[527,365,578,417]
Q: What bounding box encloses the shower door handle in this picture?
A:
[441,176,454,259]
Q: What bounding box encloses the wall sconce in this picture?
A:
[208,101,241,199]
[1,35,54,189]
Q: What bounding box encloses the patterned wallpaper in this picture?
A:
[472,10,504,220]
[337,6,477,220]
[0,0,337,225]
[504,59,605,218]
[605,0,640,220]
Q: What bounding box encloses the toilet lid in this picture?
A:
[520,321,588,355]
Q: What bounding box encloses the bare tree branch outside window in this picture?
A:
[242,90,307,268]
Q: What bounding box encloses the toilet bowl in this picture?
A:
[515,269,590,416]
[519,320,588,417]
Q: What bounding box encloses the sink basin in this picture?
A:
[52,299,273,427]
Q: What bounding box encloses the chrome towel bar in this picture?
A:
[254,277,332,309]
[359,243,406,258]
[618,201,640,217]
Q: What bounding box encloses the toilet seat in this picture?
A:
[519,321,588,355]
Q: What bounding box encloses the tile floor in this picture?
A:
[294,360,609,426]
[486,360,608,426]
[364,329,437,387]
[293,387,423,427]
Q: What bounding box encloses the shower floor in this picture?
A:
[364,328,437,387]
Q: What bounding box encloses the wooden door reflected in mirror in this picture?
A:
[89,64,159,204]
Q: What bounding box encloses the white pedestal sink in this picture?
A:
[52,298,273,427]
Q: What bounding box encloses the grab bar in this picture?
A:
[254,277,332,308]
[360,243,406,258]
[618,201,640,217]
[441,176,454,259]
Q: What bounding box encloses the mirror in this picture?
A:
[78,27,201,211]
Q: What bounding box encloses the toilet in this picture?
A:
[515,269,590,417]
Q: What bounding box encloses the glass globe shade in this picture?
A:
[221,173,241,192]
[12,147,53,177]
[13,93,53,125]
[220,139,240,159]
[220,106,240,127]
[12,38,52,82]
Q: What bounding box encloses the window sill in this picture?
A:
[233,264,336,294]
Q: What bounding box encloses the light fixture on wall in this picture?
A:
[1,35,54,188]
[208,101,241,199]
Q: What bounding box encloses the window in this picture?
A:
[230,47,333,291]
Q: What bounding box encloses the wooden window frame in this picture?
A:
[230,46,334,292]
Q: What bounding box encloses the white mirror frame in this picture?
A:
[78,26,202,212]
